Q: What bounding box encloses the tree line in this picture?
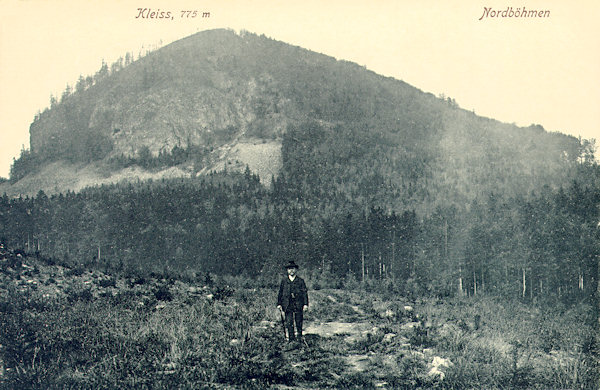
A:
[1,163,597,304]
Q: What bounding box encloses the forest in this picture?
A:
[1,156,598,305]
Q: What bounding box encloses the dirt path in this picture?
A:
[250,289,454,388]
[274,289,452,388]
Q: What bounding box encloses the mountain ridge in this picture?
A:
[2,28,583,211]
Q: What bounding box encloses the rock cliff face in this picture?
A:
[20,29,313,194]
[29,29,297,161]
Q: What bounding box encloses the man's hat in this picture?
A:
[285,260,299,269]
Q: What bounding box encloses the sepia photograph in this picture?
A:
[0,0,598,388]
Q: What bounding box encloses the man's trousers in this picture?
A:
[284,310,303,341]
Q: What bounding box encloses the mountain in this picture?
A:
[2,28,583,211]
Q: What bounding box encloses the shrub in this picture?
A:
[409,324,435,348]
[128,276,146,287]
[110,289,140,307]
[96,277,117,288]
[343,272,361,290]
[65,285,93,303]
[352,332,385,353]
[154,285,173,301]
[213,285,234,301]
[66,265,85,277]
[334,371,376,389]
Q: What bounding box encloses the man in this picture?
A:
[277,260,308,343]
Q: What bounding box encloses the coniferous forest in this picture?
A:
[1,155,598,304]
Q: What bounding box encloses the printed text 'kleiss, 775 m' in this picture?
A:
[135,8,211,20]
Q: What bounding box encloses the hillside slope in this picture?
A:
[4,29,582,209]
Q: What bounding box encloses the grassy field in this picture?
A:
[0,252,597,389]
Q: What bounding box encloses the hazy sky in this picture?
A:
[1,0,599,178]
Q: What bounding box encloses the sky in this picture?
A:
[1,0,599,178]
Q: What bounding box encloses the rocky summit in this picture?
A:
[4,29,581,206]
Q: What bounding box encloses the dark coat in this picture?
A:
[277,276,308,313]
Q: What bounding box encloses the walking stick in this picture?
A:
[279,307,288,340]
